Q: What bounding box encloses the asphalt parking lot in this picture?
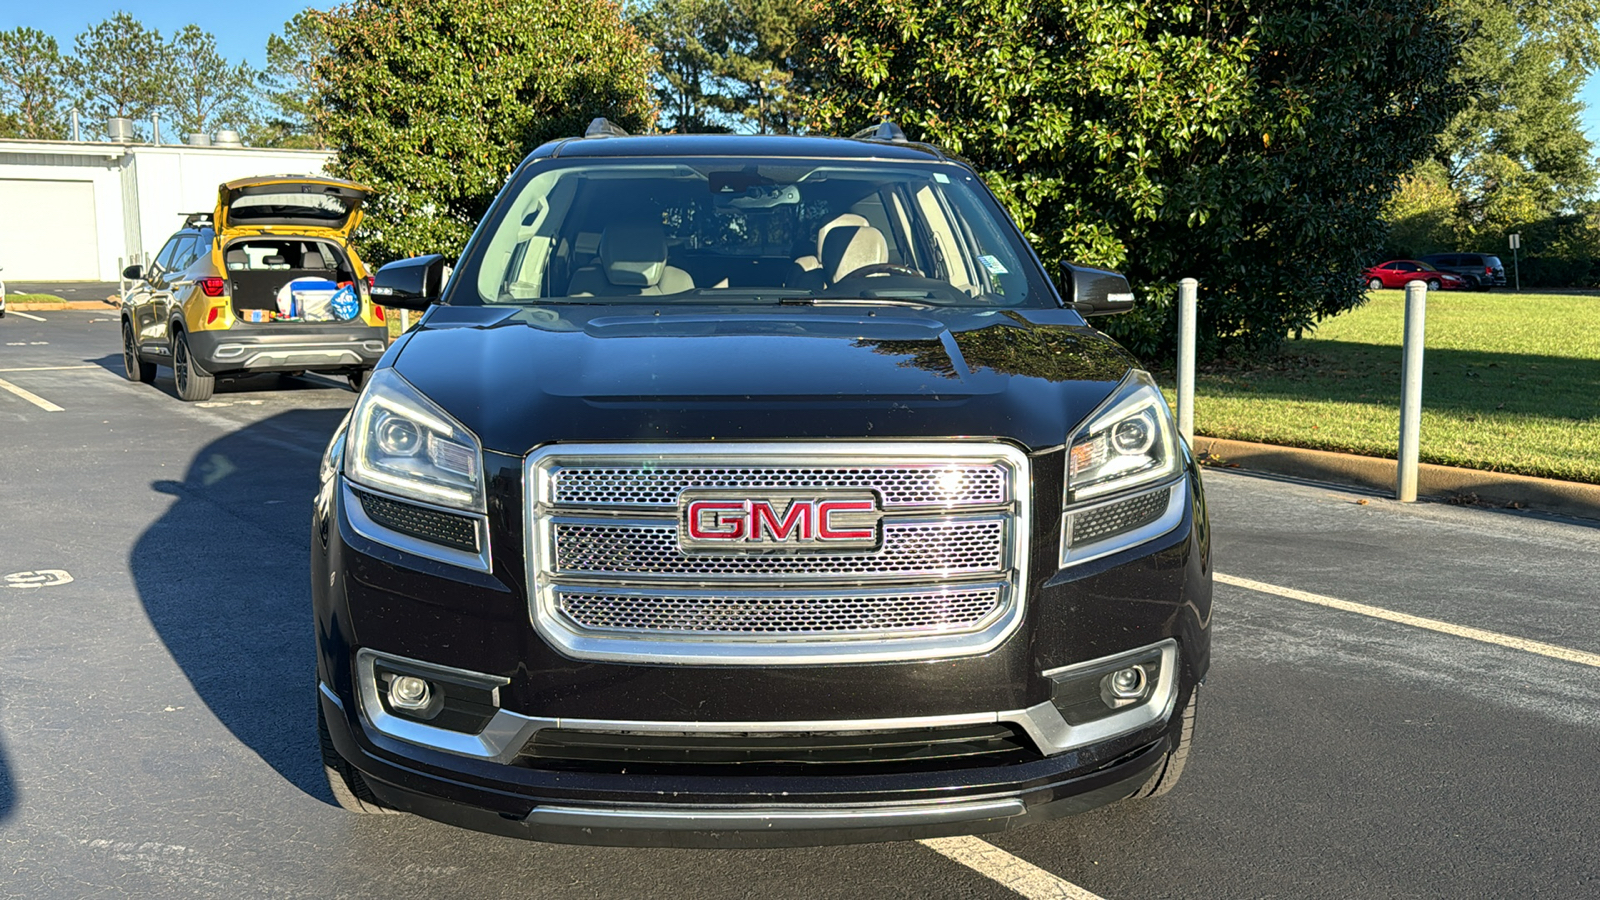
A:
[2,309,1598,899]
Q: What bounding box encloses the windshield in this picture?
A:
[454,158,1056,307]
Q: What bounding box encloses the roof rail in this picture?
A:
[584,118,630,139]
[851,121,908,143]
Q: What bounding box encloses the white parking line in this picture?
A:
[0,365,99,373]
[1217,572,1600,669]
[5,310,47,321]
[920,836,1107,900]
[0,377,64,411]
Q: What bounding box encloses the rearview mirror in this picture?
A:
[122,264,144,281]
[1059,262,1135,316]
[371,254,447,311]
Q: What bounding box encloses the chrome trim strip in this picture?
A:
[341,479,492,573]
[1058,477,1186,568]
[351,642,1178,761]
[525,441,1031,665]
[523,798,1027,831]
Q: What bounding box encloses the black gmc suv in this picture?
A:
[313,121,1212,847]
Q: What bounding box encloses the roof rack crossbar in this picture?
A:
[585,118,630,139]
[851,121,908,143]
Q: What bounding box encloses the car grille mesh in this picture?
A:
[550,464,1008,508]
[355,488,478,552]
[1068,488,1171,547]
[552,518,1005,580]
[529,446,1026,657]
[557,586,1004,637]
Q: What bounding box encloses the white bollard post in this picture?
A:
[400,308,410,331]
[1176,278,1198,446]
[1397,280,1427,502]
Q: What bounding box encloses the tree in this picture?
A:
[311,0,656,263]
[0,27,70,140]
[800,1,1469,360]
[164,25,258,138]
[630,0,737,131]
[69,12,166,140]
[256,11,328,148]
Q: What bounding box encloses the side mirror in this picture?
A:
[123,264,144,281]
[1059,261,1135,316]
[371,254,447,311]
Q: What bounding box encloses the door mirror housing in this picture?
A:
[1059,262,1135,316]
[371,254,447,311]
[122,264,144,281]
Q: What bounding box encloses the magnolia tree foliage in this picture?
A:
[799,0,1469,359]
[312,0,656,263]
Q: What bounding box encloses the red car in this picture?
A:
[1363,260,1467,291]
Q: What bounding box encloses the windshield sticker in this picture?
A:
[977,255,1009,275]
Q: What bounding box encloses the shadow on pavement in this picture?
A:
[129,407,348,803]
[87,350,356,400]
[0,734,13,824]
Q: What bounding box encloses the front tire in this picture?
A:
[122,321,157,384]
[348,368,369,392]
[318,701,403,815]
[1367,277,1384,291]
[1132,687,1197,800]
[173,331,215,401]
[1426,278,1441,291]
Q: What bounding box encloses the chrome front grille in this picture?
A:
[551,517,1005,581]
[551,464,1008,508]
[527,442,1031,665]
[557,585,1006,637]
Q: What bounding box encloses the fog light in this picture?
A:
[1107,666,1147,699]
[389,675,431,710]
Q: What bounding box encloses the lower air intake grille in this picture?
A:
[517,723,1037,774]
[1069,487,1171,547]
[354,488,479,552]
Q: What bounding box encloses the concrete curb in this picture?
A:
[1194,436,1600,523]
[8,300,120,310]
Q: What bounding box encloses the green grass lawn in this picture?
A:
[1167,290,1600,484]
[4,293,68,304]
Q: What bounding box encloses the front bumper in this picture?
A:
[187,322,388,374]
[312,449,1211,846]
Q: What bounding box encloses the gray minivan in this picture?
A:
[1420,253,1506,290]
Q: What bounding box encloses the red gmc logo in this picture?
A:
[679,493,880,551]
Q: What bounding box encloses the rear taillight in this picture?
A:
[372,305,385,322]
[1485,266,1493,275]
[199,276,226,297]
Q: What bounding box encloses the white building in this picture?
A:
[0,138,336,282]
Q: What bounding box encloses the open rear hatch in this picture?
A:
[215,176,370,239]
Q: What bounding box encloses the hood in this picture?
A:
[389,304,1137,454]
[214,175,370,239]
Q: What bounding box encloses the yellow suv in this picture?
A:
[120,176,390,401]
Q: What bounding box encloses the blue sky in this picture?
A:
[16,1,1600,152]
[10,1,323,68]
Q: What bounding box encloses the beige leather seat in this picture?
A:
[566,225,694,296]
[789,224,890,292]
[789,214,871,285]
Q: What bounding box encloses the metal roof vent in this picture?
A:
[107,117,135,143]
[584,118,630,139]
[187,132,212,147]
[213,130,243,148]
[851,121,908,143]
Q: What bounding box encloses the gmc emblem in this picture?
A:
[679,491,881,552]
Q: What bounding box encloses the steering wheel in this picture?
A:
[837,262,921,280]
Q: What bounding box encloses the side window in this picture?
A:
[168,236,198,274]
[150,236,185,274]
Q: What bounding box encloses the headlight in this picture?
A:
[344,368,484,512]
[1066,371,1180,503]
